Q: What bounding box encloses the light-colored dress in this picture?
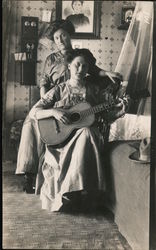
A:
[15,50,72,193]
[30,81,107,211]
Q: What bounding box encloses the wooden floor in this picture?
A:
[3,161,132,250]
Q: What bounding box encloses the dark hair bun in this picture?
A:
[66,49,96,66]
[45,19,75,41]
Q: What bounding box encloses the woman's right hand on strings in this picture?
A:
[52,109,70,124]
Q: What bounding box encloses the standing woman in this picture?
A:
[39,19,75,97]
[16,20,76,194]
[16,19,122,194]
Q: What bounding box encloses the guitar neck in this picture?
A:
[81,100,115,117]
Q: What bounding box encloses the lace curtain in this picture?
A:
[115,1,153,115]
[109,1,153,141]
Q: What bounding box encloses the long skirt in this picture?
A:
[15,115,45,194]
[40,127,106,212]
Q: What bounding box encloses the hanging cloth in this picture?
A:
[115,1,153,115]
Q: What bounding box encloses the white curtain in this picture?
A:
[115,1,153,115]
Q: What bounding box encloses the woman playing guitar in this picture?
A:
[29,49,127,212]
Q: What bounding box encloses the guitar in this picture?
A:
[38,99,118,146]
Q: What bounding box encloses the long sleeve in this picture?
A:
[39,54,55,90]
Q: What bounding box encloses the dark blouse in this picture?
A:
[66,14,89,28]
[40,50,71,91]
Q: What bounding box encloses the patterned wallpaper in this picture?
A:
[5,1,135,123]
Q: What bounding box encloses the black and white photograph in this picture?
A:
[2,1,156,250]
[56,0,101,38]
[62,0,93,33]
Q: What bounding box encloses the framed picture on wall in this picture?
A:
[118,5,135,30]
[56,0,101,39]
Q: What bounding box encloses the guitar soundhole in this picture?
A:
[70,112,81,123]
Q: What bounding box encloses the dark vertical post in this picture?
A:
[150,2,156,250]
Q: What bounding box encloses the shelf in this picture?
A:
[15,59,40,63]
